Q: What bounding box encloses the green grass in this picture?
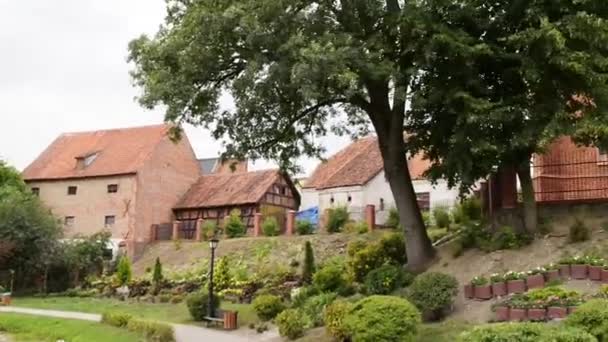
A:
[418,320,473,342]
[0,313,142,342]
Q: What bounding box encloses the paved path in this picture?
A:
[0,306,251,342]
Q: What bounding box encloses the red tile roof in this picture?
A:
[304,136,430,190]
[22,124,170,181]
[175,169,296,209]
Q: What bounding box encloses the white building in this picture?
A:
[301,136,460,225]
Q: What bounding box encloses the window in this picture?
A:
[281,187,288,196]
[599,147,608,165]
[347,195,352,203]
[31,187,40,196]
[64,216,75,226]
[416,192,431,211]
[379,198,385,211]
[67,186,77,195]
[104,215,116,227]
[107,184,118,193]
[330,196,335,204]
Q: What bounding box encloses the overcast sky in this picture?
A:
[0,0,351,176]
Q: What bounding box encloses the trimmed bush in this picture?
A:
[350,233,407,282]
[313,260,348,293]
[343,295,421,342]
[386,208,400,229]
[225,209,246,238]
[347,240,367,257]
[433,207,451,229]
[275,309,309,340]
[252,294,285,321]
[262,216,280,236]
[291,286,319,308]
[407,272,458,321]
[101,312,133,328]
[201,220,220,240]
[378,233,407,265]
[460,323,595,342]
[364,264,409,295]
[126,319,175,342]
[302,241,316,284]
[326,206,349,233]
[116,256,132,286]
[301,292,338,327]
[296,220,314,235]
[186,292,219,321]
[152,257,163,284]
[324,300,354,341]
[566,299,608,340]
[569,219,591,243]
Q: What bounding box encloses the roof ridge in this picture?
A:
[313,136,377,189]
[60,123,169,136]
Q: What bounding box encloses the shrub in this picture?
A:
[262,216,280,236]
[345,221,369,234]
[343,295,421,342]
[350,233,407,282]
[152,257,163,285]
[566,299,608,340]
[313,260,348,293]
[324,300,354,341]
[252,294,285,321]
[460,323,595,342]
[301,292,338,327]
[116,256,132,286]
[386,207,400,229]
[326,206,349,233]
[407,272,458,321]
[422,211,432,228]
[296,220,314,235]
[364,264,408,295]
[378,232,407,265]
[428,228,449,243]
[569,219,591,243]
[491,226,524,250]
[347,240,367,257]
[201,220,220,240]
[186,292,219,321]
[275,309,309,340]
[213,257,232,292]
[225,209,246,238]
[302,241,316,284]
[159,293,171,303]
[291,285,319,307]
[126,319,175,342]
[433,207,451,229]
[101,312,132,328]
[170,295,184,304]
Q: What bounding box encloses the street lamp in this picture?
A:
[208,237,219,318]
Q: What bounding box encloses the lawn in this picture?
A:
[0,313,142,342]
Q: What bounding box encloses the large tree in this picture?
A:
[129,0,436,270]
[408,0,608,232]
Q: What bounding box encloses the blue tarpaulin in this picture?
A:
[296,207,319,228]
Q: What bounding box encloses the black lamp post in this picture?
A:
[208,237,219,318]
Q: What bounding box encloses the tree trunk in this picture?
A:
[516,158,537,233]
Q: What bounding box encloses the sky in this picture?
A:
[0,0,351,176]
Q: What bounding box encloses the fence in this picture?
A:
[532,160,608,203]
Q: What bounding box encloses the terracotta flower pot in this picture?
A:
[495,306,509,322]
[474,284,492,300]
[509,308,527,321]
[526,274,545,289]
[1,294,11,306]
[568,306,578,315]
[492,282,507,297]
[589,266,603,281]
[559,265,571,279]
[507,279,526,294]
[464,284,474,299]
[527,308,546,321]
[571,264,588,279]
[547,306,568,320]
[602,269,608,283]
[544,270,560,283]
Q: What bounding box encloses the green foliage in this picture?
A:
[378,233,407,265]
[407,272,458,321]
[570,219,591,243]
[301,292,338,327]
[350,233,407,282]
[364,264,409,295]
[428,228,449,243]
[302,241,315,284]
[101,312,133,328]
[252,294,285,321]
[566,299,608,340]
[345,221,369,234]
[343,296,421,342]
[291,286,319,308]
[386,208,400,229]
[186,292,219,321]
[201,221,220,240]
[312,260,348,294]
[422,211,432,228]
[152,257,163,285]
[326,207,349,233]
[275,309,309,340]
[261,216,280,237]
[347,240,367,257]
[126,318,175,342]
[324,300,354,341]
[295,220,314,235]
[213,257,232,292]
[225,209,246,238]
[460,323,595,342]
[115,256,132,286]
[433,207,451,229]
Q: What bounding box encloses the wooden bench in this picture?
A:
[204,311,238,330]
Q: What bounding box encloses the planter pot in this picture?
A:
[509,308,527,321]
[571,264,588,279]
[464,284,474,299]
[590,266,603,281]
[544,270,560,283]
[492,282,507,298]
[602,269,608,283]
[527,308,547,321]
[568,306,578,315]
[495,306,509,322]
[474,285,492,300]
[547,306,568,320]
[1,294,11,306]
[559,265,571,279]
[507,279,526,294]
[526,274,545,289]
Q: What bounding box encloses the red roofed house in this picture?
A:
[301,136,460,224]
[22,124,201,257]
[173,169,300,236]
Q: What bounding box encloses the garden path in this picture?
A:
[0,306,270,342]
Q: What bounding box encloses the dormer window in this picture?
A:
[76,152,99,169]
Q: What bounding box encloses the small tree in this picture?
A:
[116,256,132,286]
[302,241,315,284]
[224,209,246,238]
[152,257,163,284]
[262,216,280,236]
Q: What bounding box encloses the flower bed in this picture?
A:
[492,286,584,322]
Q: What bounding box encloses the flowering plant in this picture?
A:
[504,271,524,281]
[527,267,546,275]
[471,276,489,286]
[490,273,505,283]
